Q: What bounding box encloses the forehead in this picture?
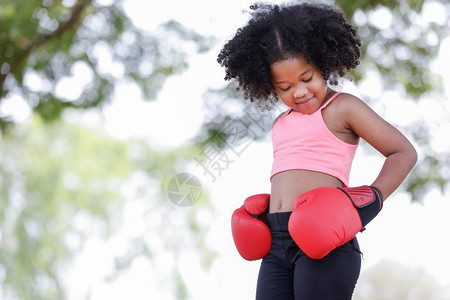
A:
[270,56,316,81]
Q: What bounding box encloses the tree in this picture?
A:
[0,116,134,299]
[2,0,448,199]
[0,0,213,129]
[335,0,450,201]
[1,1,217,298]
[1,0,449,298]
[0,115,213,299]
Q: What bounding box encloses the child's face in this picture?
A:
[270,56,328,114]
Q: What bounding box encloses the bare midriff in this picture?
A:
[270,169,343,213]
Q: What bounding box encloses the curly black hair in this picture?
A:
[217,2,361,109]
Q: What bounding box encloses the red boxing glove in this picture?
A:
[231,194,272,261]
[288,186,383,259]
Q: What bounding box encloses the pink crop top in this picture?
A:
[271,93,358,186]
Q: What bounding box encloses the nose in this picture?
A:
[293,83,307,99]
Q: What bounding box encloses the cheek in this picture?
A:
[316,76,328,89]
[310,80,328,98]
[277,93,294,107]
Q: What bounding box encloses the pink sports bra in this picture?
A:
[271,93,358,186]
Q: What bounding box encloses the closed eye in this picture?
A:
[277,74,313,92]
[303,74,313,83]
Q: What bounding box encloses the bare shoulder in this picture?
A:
[330,92,369,112]
[327,92,378,125]
[322,92,367,144]
[332,93,410,156]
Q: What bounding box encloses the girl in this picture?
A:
[219,2,417,300]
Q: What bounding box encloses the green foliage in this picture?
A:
[1,0,449,298]
[0,0,215,128]
[336,0,448,98]
[0,116,134,298]
[405,122,450,201]
[0,115,214,299]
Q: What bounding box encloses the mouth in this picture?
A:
[295,97,314,105]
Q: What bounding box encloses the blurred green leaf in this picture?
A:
[0,115,214,299]
[0,0,216,128]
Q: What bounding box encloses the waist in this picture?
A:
[267,212,292,231]
[269,170,343,213]
[271,157,351,186]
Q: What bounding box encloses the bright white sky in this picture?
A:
[1,0,450,299]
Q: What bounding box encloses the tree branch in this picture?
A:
[0,0,93,96]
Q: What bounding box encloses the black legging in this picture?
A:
[256,212,361,300]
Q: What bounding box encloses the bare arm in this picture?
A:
[343,96,418,200]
